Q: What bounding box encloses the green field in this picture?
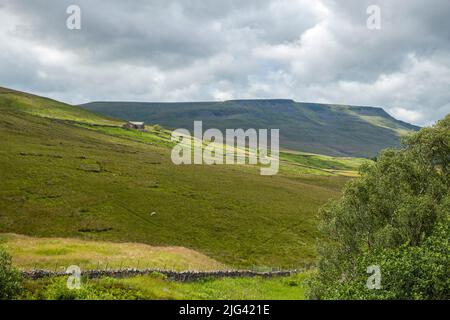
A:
[0,233,226,271]
[21,273,307,300]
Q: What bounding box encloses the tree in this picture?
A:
[0,247,22,299]
[308,115,450,300]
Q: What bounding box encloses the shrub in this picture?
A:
[308,115,450,300]
[308,218,449,299]
[0,247,22,299]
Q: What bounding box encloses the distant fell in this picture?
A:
[80,99,420,157]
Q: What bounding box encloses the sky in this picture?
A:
[1,0,449,126]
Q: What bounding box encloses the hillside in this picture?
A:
[0,87,362,269]
[0,233,226,271]
[80,99,419,158]
[0,87,120,125]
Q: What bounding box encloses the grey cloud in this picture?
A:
[0,0,449,125]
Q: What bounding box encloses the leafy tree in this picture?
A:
[0,247,22,299]
[308,115,450,299]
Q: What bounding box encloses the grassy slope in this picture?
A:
[0,88,357,269]
[0,87,120,125]
[80,99,419,158]
[0,233,226,271]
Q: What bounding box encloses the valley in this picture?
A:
[0,87,365,269]
[0,86,410,300]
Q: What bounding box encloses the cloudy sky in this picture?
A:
[1,0,449,126]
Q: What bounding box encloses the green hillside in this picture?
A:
[0,87,362,269]
[0,87,119,125]
[80,99,419,158]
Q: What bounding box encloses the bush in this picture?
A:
[308,115,450,300]
[308,218,449,299]
[0,247,22,299]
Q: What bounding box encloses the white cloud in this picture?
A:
[390,108,422,123]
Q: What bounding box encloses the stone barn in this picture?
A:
[122,121,145,130]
